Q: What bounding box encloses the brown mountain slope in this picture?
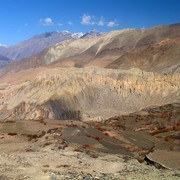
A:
[0,55,45,78]
[45,23,180,71]
[0,23,180,78]
[107,38,180,72]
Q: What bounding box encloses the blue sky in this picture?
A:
[0,0,180,45]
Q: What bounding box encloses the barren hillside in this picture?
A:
[0,24,180,77]
[0,67,179,121]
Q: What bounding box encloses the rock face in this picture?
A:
[0,67,179,121]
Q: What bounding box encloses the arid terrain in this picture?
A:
[0,103,179,179]
[0,66,179,179]
[0,24,180,179]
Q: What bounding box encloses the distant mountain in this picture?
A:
[0,45,7,53]
[72,32,84,39]
[0,31,85,61]
[0,23,180,75]
[41,23,180,72]
[0,55,10,68]
[0,24,179,124]
[81,29,105,39]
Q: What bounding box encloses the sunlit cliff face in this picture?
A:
[0,67,179,121]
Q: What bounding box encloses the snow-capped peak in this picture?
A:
[62,30,71,34]
[71,32,84,39]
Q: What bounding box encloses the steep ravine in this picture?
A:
[0,67,179,121]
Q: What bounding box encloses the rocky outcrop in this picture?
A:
[103,102,180,170]
[1,95,82,121]
[104,103,180,131]
[42,93,82,120]
[0,67,179,121]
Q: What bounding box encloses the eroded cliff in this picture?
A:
[0,67,179,121]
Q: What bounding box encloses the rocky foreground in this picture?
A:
[0,67,179,179]
[0,102,179,179]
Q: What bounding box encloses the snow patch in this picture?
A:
[71,32,84,39]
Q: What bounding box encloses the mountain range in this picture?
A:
[0,23,179,179]
[0,31,86,62]
[0,29,107,63]
[0,23,180,76]
[44,23,180,72]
